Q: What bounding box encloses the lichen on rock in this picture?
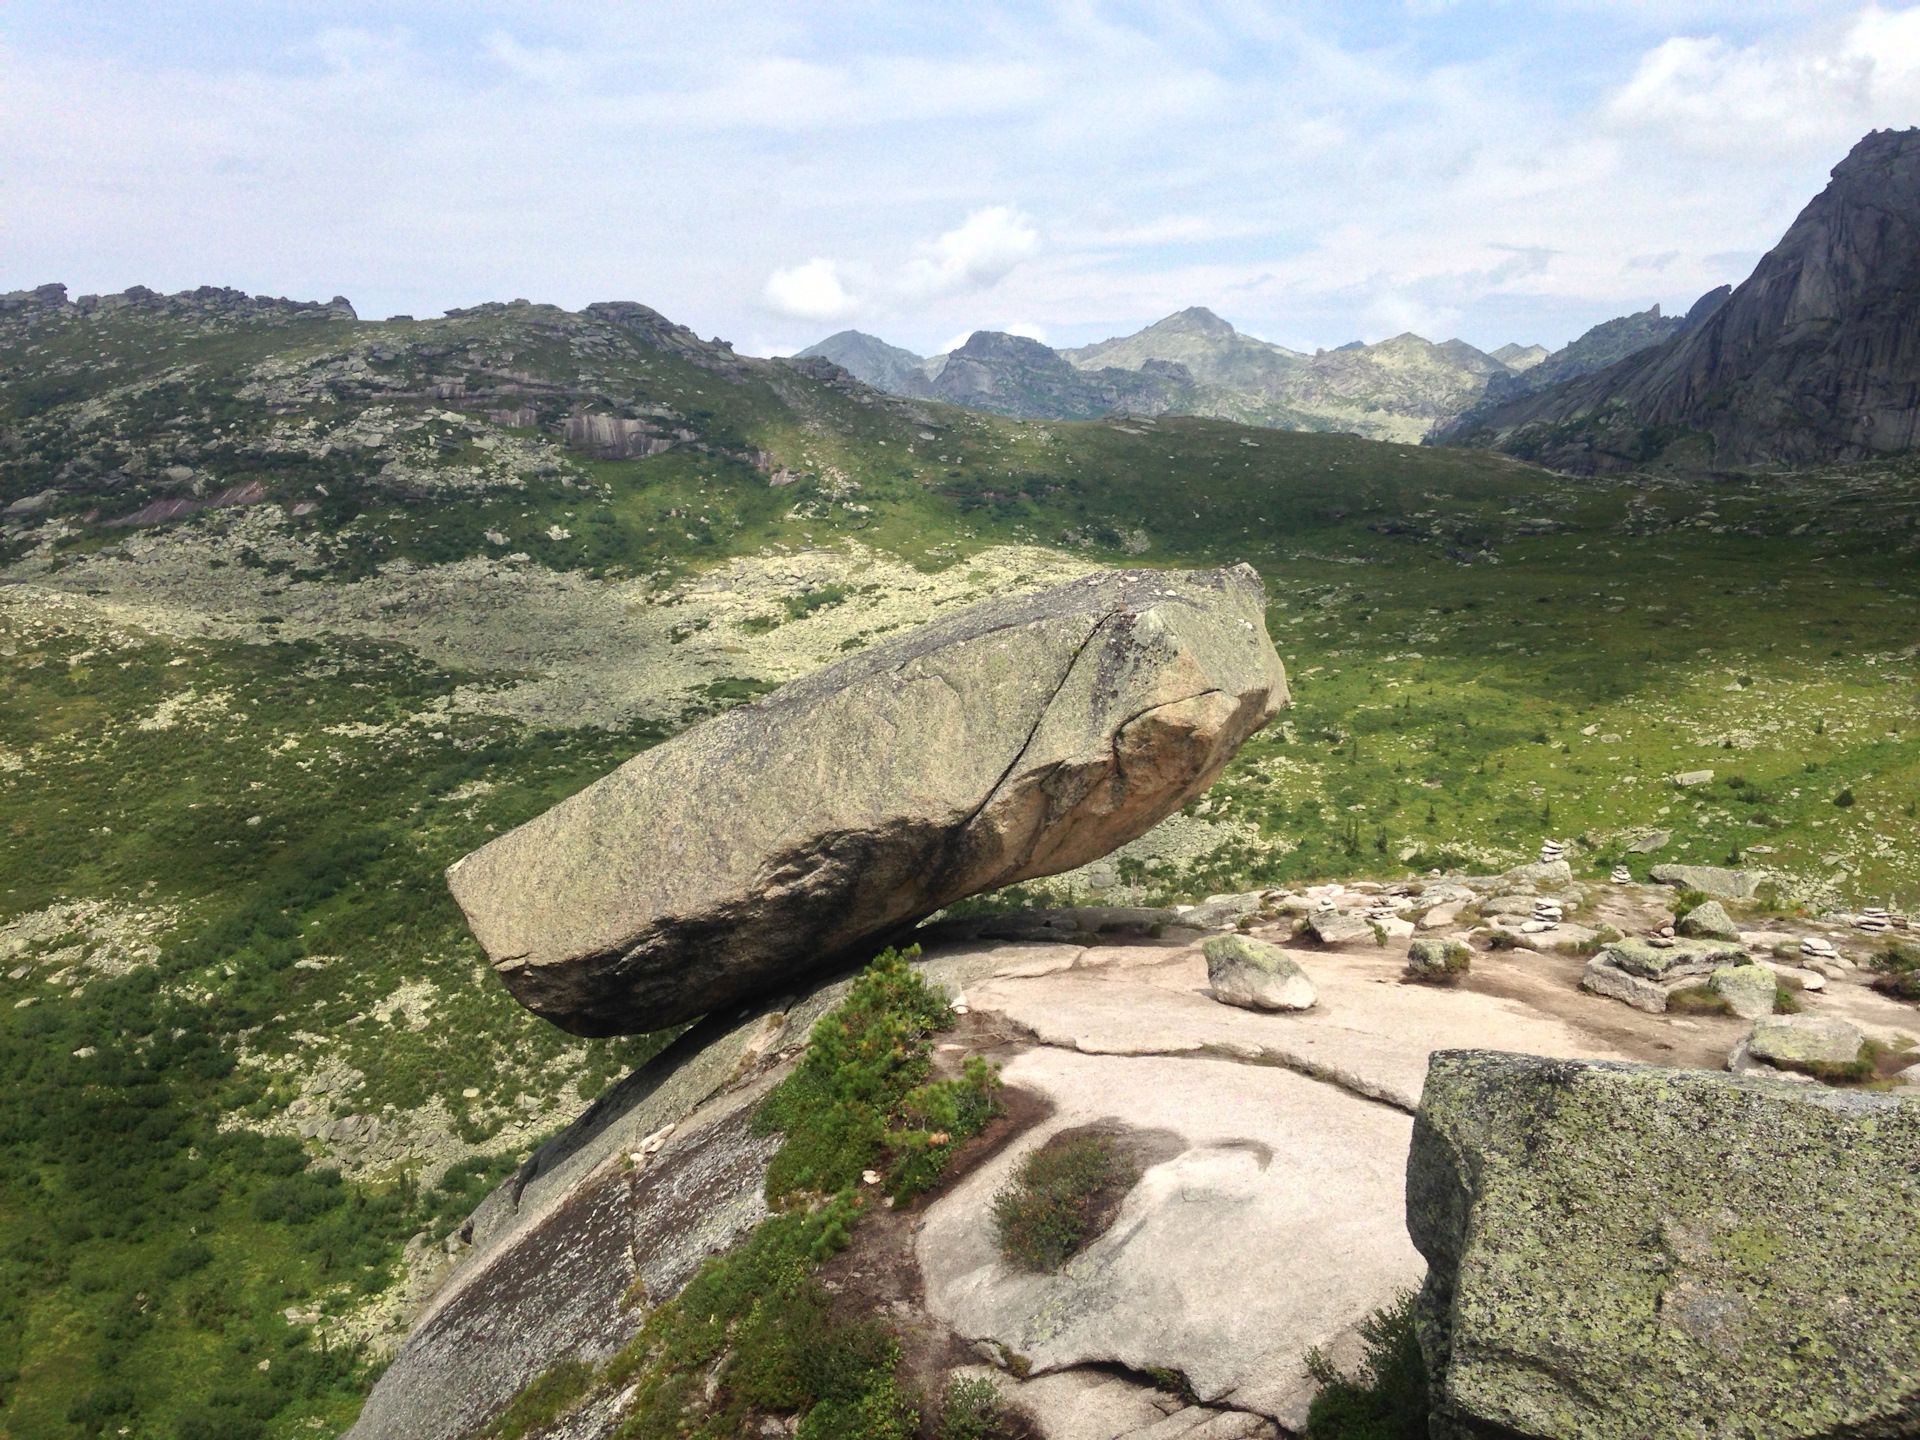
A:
[1409,1049,1920,1440]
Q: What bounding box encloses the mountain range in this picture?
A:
[1441,127,1920,471]
[800,296,1728,445]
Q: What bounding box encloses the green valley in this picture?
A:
[3,286,1918,1437]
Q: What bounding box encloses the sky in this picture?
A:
[7,3,1920,358]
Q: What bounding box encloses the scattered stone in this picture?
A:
[1303,910,1376,947]
[1770,963,1826,993]
[1417,902,1462,931]
[1672,769,1715,788]
[1740,1014,1869,1077]
[1202,935,1317,1012]
[1184,892,1265,930]
[1503,858,1572,886]
[1479,895,1540,918]
[1675,900,1740,942]
[3,489,58,517]
[1709,963,1778,1020]
[446,566,1287,1034]
[1649,863,1760,901]
[1580,957,1674,1013]
[1626,830,1672,854]
[1409,1050,1920,1440]
[1610,866,1632,884]
[1406,938,1471,983]
[1600,936,1745,981]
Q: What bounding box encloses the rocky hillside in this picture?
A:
[1475,288,1730,408]
[1441,128,1920,472]
[805,308,1697,445]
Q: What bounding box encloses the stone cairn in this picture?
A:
[1855,907,1893,934]
[1521,899,1563,934]
[1801,935,1839,963]
[1610,866,1632,884]
[1539,840,1567,865]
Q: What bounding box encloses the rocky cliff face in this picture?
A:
[1443,128,1920,471]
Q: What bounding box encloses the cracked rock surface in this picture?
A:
[447,564,1286,1035]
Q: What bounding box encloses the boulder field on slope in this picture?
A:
[446,564,1286,1036]
[1411,1050,1920,1440]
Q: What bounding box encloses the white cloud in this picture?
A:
[5,4,1914,355]
[1606,6,1920,150]
[897,207,1040,300]
[763,258,857,321]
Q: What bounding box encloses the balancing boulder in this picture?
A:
[448,565,1287,1035]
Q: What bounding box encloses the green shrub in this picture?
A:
[756,946,956,1199]
[592,952,1003,1439]
[480,1358,593,1440]
[1671,889,1709,919]
[994,1132,1139,1272]
[938,1374,1007,1440]
[1303,1292,1427,1439]
[1666,986,1732,1016]
[1871,942,1920,1000]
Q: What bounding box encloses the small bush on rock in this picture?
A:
[938,1374,1016,1440]
[1303,1291,1427,1440]
[756,947,999,1204]
[480,1358,593,1440]
[994,1132,1139,1272]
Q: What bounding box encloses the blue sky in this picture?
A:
[7,2,1920,356]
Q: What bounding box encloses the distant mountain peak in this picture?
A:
[1156,306,1236,337]
[1443,126,1920,469]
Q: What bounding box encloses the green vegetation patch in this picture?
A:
[1303,1292,1428,1440]
[755,947,1001,1206]
[993,1131,1141,1272]
[481,950,1002,1439]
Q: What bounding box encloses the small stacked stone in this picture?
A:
[1520,898,1563,934]
[1610,866,1632,884]
[1800,935,1839,962]
[1539,840,1567,865]
[1856,907,1892,934]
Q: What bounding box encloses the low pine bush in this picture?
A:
[1303,1292,1428,1440]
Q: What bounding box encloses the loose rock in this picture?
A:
[1709,963,1778,1020]
[1303,910,1376,946]
[1675,899,1740,941]
[1406,937,1471,983]
[1649,863,1760,901]
[1202,935,1317,1012]
[1741,1014,1869,1077]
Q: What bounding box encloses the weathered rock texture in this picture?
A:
[1410,1050,1920,1440]
[1443,128,1920,471]
[1203,934,1317,1011]
[447,565,1286,1034]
